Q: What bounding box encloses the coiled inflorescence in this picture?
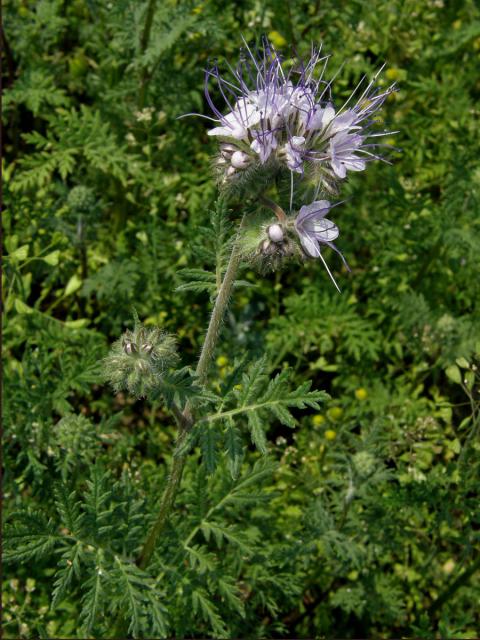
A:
[199,37,396,195]
[241,198,348,290]
[187,37,397,289]
[103,322,179,399]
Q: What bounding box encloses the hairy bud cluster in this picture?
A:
[240,197,350,284]
[103,322,179,399]
[352,451,377,478]
[216,143,253,176]
[67,186,96,213]
[241,216,299,273]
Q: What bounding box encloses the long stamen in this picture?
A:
[318,251,341,293]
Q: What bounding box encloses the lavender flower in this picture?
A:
[294,200,349,291]
[190,38,396,192]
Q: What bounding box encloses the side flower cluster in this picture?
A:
[244,199,348,291]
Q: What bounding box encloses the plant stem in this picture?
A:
[138,429,189,569]
[137,219,245,569]
[194,227,244,385]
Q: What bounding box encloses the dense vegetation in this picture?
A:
[2,0,480,638]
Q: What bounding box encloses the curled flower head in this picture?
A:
[103,320,179,399]
[254,220,298,272]
[190,37,396,194]
[353,451,377,478]
[294,200,349,291]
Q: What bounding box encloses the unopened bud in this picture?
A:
[220,143,237,159]
[123,340,137,355]
[103,320,179,399]
[67,186,96,213]
[352,451,376,478]
[267,223,284,243]
[231,150,250,169]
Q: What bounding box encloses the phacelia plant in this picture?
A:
[5,34,399,639]
[105,37,396,580]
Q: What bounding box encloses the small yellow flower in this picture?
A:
[385,67,406,82]
[325,429,337,441]
[26,578,36,593]
[312,414,325,427]
[216,355,228,367]
[385,68,399,81]
[355,388,368,401]
[234,383,242,391]
[442,559,455,574]
[327,407,343,421]
[452,19,462,30]
[268,30,287,48]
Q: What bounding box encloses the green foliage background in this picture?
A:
[2,0,480,638]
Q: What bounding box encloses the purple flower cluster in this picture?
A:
[202,39,395,187]
[191,38,397,289]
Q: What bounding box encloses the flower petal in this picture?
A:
[298,231,321,257]
[297,200,331,223]
[328,110,357,135]
[331,161,347,178]
[310,218,339,242]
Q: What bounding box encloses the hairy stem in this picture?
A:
[138,430,189,569]
[137,219,245,569]
[194,224,244,385]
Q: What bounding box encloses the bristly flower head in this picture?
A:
[103,318,179,399]
[192,37,396,194]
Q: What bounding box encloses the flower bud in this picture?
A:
[123,339,137,355]
[255,228,297,272]
[67,186,96,213]
[220,143,237,159]
[103,321,179,399]
[352,451,376,478]
[142,342,154,354]
[231,150,250,169]
[239,215,302,273]
[267,223,284,243]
